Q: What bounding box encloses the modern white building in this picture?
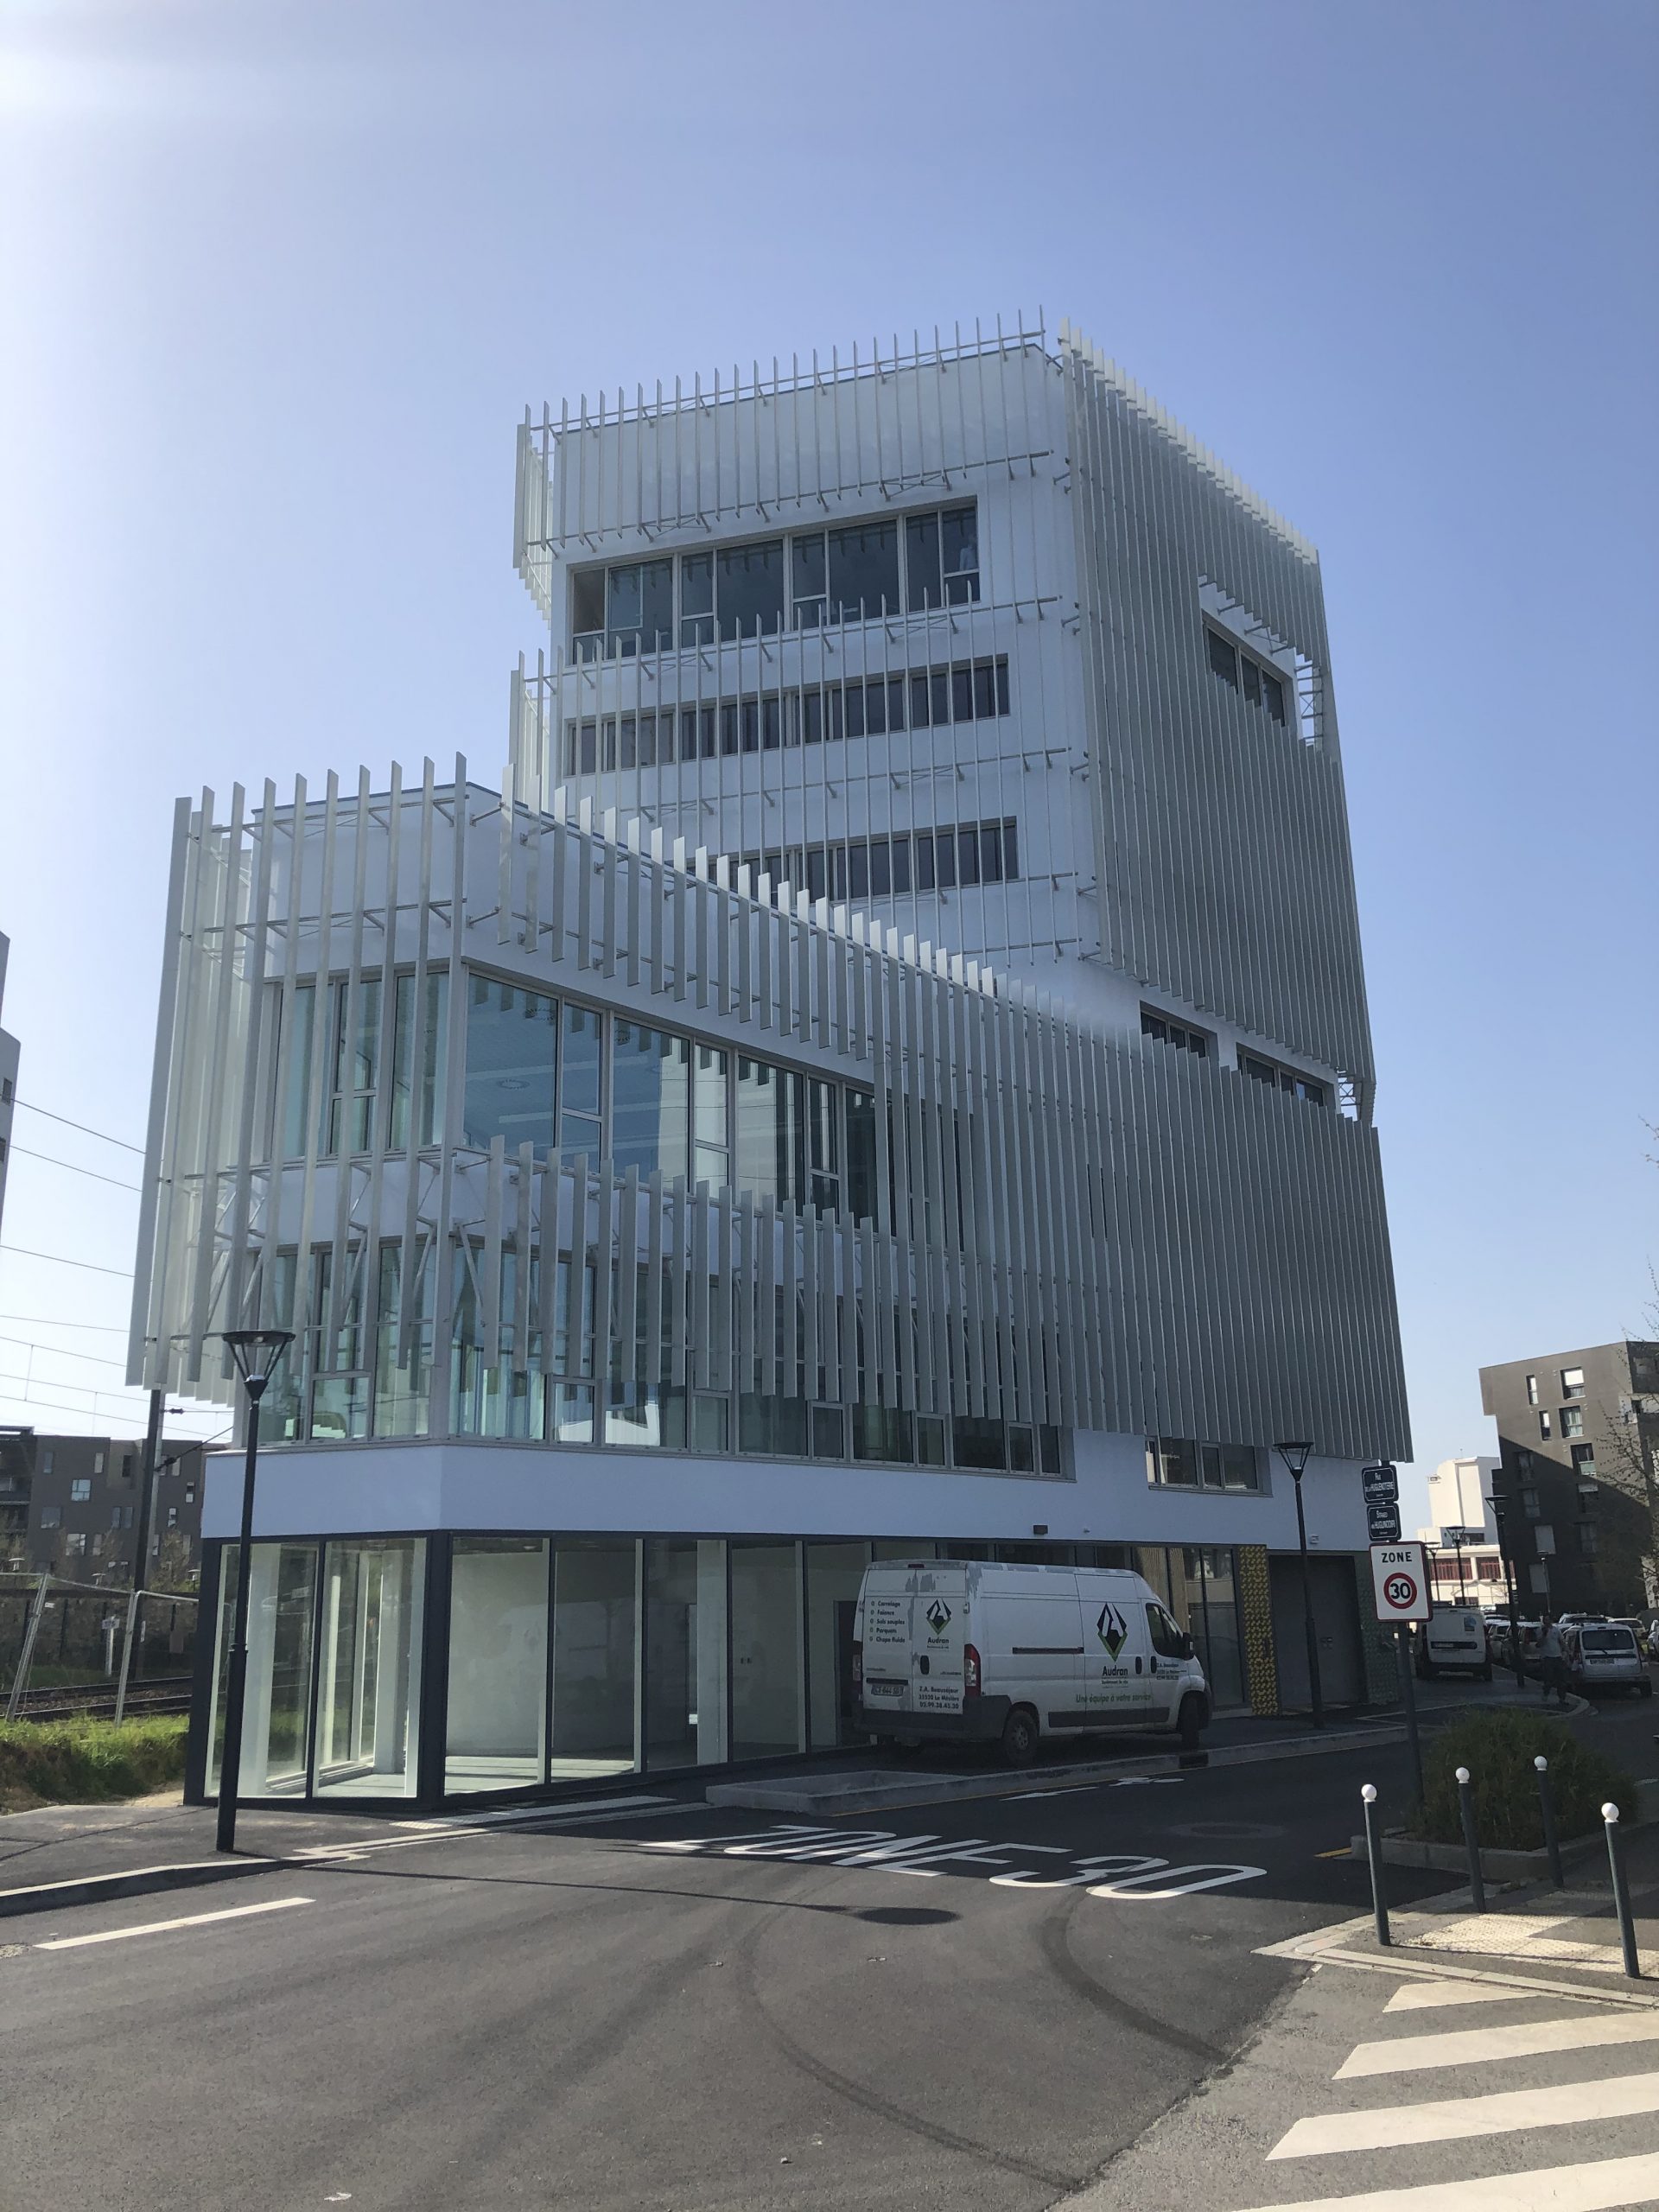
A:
[129,318,1409,1808]
[1418,1454,1505,1608]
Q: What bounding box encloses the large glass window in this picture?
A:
[446,1539,548,1794]
[806,1540,872,1749]
[828,520,899,623]
[206,1541,319,1800]
[314,1538,425,1798]
[730,1541,804,1761]
[462,977,557,1154]
[717,540,784,639]
[390,971,447,1150]
[327,980,382,1155]
[550,1540,638,1778]
[559,1002,603,1158]
[374,1241,434,1438]
[451,1249,544,1440]
[612,1021,691,1182]
[278,983,319,1160]
[645,1538,727,1769]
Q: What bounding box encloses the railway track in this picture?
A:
[3,1676,194,1723]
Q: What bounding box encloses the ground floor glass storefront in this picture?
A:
[200,1533,1250,1806]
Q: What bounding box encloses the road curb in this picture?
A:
[706,1722,1409,1814]
[0,1856,276,1921]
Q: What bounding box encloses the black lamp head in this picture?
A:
[1274,1440,1314,1481]
[220,1328,295,1397]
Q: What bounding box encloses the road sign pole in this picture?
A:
[1395,1624,1424,1807]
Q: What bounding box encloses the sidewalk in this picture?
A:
[1270,1815,1659,1999]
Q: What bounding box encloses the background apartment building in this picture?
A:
[22,1433,204,1589]
[1481,1342,1659,1617]
[129,318,1410,1810]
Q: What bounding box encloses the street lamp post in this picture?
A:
[215,1329,294,1854]
[1274,1440,1323,1729]
[1489,1494,1525,1690]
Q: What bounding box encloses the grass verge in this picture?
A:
[0,1717,188,1815]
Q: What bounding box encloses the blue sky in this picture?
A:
[1,0,1654,1519]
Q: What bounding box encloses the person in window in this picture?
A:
[1536,1616,1570,1707]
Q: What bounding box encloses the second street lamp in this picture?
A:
[216,1327,294,1855]
[1489,1491,1525,1689]
[1274,1439,1324,1729]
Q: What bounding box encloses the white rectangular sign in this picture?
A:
[1370,1541,1431,1624]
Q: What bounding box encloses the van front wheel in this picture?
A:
[1176,1694,1206,1751]
[1000,1707,1040,1767]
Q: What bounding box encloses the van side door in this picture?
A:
[991,1582,1087,1732]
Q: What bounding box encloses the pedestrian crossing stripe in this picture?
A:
[1269,2066,1659,2158]
[1336,2012,1659,2079]
[1239,2146,1659,2212]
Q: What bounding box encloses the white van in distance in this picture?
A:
[854,1560,1211,1766]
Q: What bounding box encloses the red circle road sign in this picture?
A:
[1384,1572,1418,1611]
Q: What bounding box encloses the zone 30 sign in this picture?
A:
[1370,1541,1431,1624]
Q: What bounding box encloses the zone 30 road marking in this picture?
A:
[636,1821,1265,1897]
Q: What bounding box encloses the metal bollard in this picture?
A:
[1535,1755,1565,1888]
[1456,1765,1486,1911]
[1603,1804,1642,1980]
[1362,1783,1391,1947]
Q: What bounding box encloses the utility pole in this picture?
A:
[114,1387,165,1713]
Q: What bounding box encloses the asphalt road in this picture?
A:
[0,1729,1477,2212]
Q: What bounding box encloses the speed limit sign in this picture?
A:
[1370,1542,1430,1624]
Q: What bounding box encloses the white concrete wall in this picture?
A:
[203,1431,1372,1555]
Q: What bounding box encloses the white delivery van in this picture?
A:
[853,1559,1210,1766]
[1414,1606,1492,1681]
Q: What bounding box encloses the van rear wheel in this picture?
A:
[1000,1707,1039,1767]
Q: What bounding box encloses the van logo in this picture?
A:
[1096,1603,1128,1658]
[925,1599,952,1634]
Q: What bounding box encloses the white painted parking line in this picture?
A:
[1336,2012,1659,2079]
[35,1897,314,1950]
[1241,2146,1659,2212]
[1268,2069,1659,2158]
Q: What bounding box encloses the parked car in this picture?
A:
[855,1558,1211,1764]
[1414,1606,1492,1681]
[1562,1621,1651,1697]
[1610,1616,1656,1660]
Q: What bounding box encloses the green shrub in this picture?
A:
[1415,1712,1635,1849]
[0,1717,188,1814]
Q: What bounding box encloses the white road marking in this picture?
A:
[1269,2069,1659,2158]
[35,1897,313,1950]
[1008,1784,1097,1800]
[1241,2146,1659,2212]
[1336,2012,1659,2078]
[1383,1980,1589,2013]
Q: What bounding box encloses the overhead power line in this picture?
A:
[12,1098,146,1155]
[0,1246,133,1278]
[0,1333,129,1371]
[10,1145,142,1194]
[0,1314,128,1332]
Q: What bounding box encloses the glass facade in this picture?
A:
[200,1530,1243,1810]
[446,1539,549,1794]
[314,1539,426,1798]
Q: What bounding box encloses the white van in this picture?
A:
[854,1559,1211,1766]
[1414,1606,1492,1681]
